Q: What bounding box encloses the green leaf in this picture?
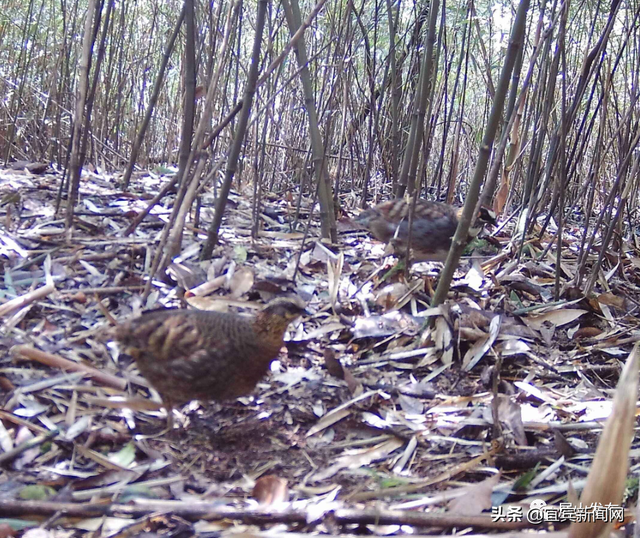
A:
[234,246,248,263]
[0,518,38,531]
[512,463,541,491]
[118,485,160,503]
[18,485,56,501]
[109,442,136,467]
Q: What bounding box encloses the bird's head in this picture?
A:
[261,296,308,322]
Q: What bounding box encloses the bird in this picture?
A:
[353,198,496,261]
[112,297,307,428]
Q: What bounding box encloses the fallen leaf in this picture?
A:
[229,267,254,298]
[448,474,500,515]
[524,309,587,331]
[252,475,289,505]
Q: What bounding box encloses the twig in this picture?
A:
[348,445,500,501]
[0,410,50,435]
[0,499,535,530]
[122,177,179,237]
[11,345,127,390]
[0,429,59,465]
[0,282,56,317]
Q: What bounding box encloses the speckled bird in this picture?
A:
[354,199,496,261]
[113,297,307,427]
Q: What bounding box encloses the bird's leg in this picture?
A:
[135,405,175,439]
[165,403,174,430]
[164,401,189,436]
[140,401,175,439]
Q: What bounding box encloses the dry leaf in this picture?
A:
[462,314,501,371]
[323,348,344,379]
[252,475,289,505]
[448,474,500,515]
[229,267,254,298]
[312,437,404,481]
[524,308,587,331]
[435,316,453,365]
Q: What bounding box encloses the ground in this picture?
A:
[1,164,639,536]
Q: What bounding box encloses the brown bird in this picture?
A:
[354,199,496,261]
[113,297,307,428]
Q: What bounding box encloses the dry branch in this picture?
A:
[0,282,55,318]
[0,499,537,531]
[10,345,127,390]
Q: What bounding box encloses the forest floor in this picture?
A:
[2,164,640,537]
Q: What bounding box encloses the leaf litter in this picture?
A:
[1,165,640,536]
